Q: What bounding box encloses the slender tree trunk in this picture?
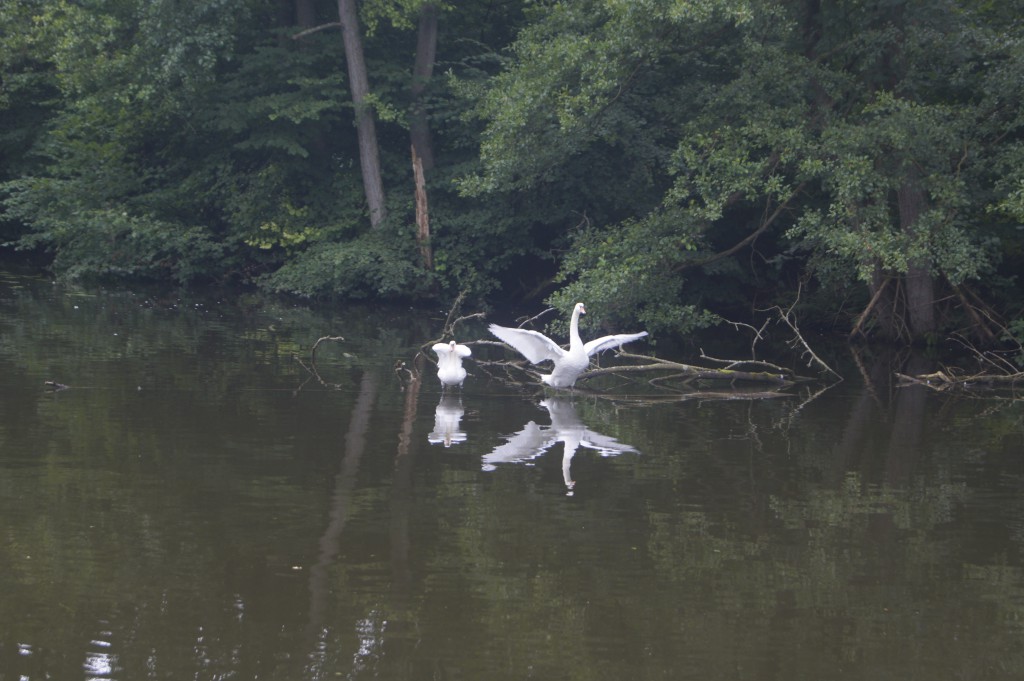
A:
[412,144,433,270]
[410,3,438,172]
[337,0,387,227]
[898,178,935,339]
[410,3,437,272]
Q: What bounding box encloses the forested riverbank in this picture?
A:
[2,0,1024,352]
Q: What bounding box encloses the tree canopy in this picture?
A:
[2,0,1023,348]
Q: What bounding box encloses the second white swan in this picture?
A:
[432,340,472,388]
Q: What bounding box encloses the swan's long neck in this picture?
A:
[568,305,583,352]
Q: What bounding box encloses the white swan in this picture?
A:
[488,303,647,388]
[431,340,471,388]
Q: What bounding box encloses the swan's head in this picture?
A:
[449,340,457,349]
[575,302,586,316]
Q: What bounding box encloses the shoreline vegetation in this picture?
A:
[3,1,1023,370]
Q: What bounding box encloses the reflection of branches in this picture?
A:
[294,335,347,390]
[848,345,887,412]
[773,381,840,433]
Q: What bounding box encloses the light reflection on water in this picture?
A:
[1,271,1024,680]
[481,397,639,495]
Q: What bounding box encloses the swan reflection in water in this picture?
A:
[482,398,638,494]
[428,393,467,447]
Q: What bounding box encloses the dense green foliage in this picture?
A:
[466,0,1024,340]
[2,0,1023,344]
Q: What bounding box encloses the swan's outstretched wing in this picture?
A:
[489,324,565,364]
[433,342,471,364]
[583,331,648,357]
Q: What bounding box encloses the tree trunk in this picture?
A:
[898,178,935,339]
[337,0,387,228]
[410,3,438,172]
[412,145,433,270]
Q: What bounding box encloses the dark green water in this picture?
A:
[2,270,1024,680]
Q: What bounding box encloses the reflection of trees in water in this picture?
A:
[307,370,379,644]
[306,358,424,678]
[391,355,425,602]
[7,273,1024,680]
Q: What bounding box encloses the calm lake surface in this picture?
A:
[2,268,1023,680]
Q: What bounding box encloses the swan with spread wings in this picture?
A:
[488,303,647,388]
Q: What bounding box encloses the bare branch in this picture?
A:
[761,285,842,380]
[291,22,343,40]
[677,181,807,272]
[699,350,788,374]
[311,335,346,365]
[850,276,891,340]
[576,352,796,385]
[516,307,557,329]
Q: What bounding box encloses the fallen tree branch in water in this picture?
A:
[471,346,812,392]
[896,369,1024,389]
[763,283,843,380]
[576,351,801,386]
[896,333,1024,391]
